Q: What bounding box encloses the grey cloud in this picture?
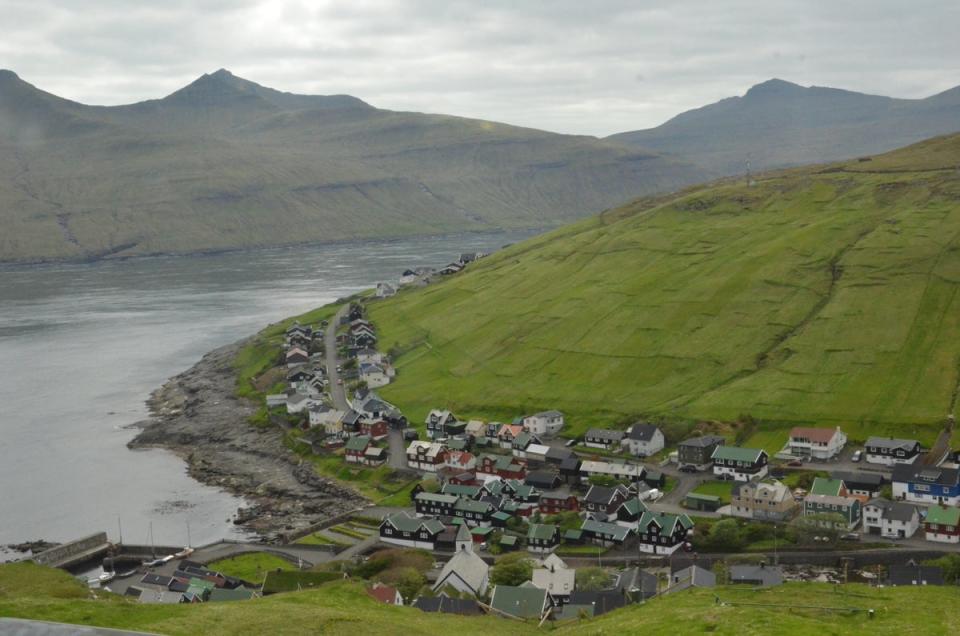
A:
[1,0,957,135]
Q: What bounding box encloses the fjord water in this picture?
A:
[0,230,536,549]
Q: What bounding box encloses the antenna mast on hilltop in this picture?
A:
[745,156,756,188]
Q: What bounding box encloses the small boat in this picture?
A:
[174,547,194,559]
[98,571,115,584]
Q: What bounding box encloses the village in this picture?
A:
[207,253,960,621]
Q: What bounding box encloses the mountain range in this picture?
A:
[610,78,960,175]
[0,69,700,262]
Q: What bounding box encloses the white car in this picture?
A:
[851,450,862,463]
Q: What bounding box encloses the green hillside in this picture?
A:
[369,134,960,446]
[0,69,701,262]
[0,562,956,635]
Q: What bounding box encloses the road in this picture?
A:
[324,304,350,412]
[388,428,408,469]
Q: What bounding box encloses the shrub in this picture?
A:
[490,552,533,587]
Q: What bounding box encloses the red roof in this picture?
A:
[367,583,400,604]
[789,427,840,443]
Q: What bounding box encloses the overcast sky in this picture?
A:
[2,0,958,136]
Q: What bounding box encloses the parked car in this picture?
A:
[679,465,698,473]
[851,450,862,462]
[787,459,803,467]
[565,438,579,447]
[841,533,860,542]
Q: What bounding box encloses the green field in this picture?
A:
[369,134,960,441]
[208,553,295,583]
[2,562,960,634]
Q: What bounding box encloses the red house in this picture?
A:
[345,435,372,464]
[538,489,580,515]
[478,454,527,481]
[361,419,389,441]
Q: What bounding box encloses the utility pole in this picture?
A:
[117,517,123,546]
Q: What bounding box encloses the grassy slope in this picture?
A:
[2,563,959,635]
[207,553,295,582]
[369,134,960,447]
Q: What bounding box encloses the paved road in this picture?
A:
[324,305,350,412]
[388,428,408,469]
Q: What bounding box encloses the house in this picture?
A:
[622,424,665,458]
[581,519,632,547]
[809,477,848,497]
[666,565,716,594]
[923,505,960,543]
[730,564,783,587]
[285,393,312,414]
[522,411,564,437]
[376,282,397,298]
[266,394,287,408]
[830,470,884,502]
[464,420,487,438]
[579,460,644,483]
[711,446,768,482]
[566,590,626,617]
[415,492,459,517]
[477,454,527,481]
[636,512,694,554]
[864,437,922,466]
[559,456,582,484]
[340,409,365,433]
[453,498,495,526]
[412,593,483,615]
[803,494,862,529]
[426,410,458,439]
[892,464,960,506]
[497,424,525,449]
[887,565,944,586]
[308,404,345,433]
[584,428,625,450]
[355,419,387,441]
[353,392,402,422]
[862,499,920,539]
[438,262,464,276]
[531,554,575,602]
[379,512,445,549]
[368,582,403,605]
[614,498,649,527]
[545,447,574,466]
[526,523,560,554]
[786,427,847,460]
[582,484,631,516]
[286,365,315,384]
[363,446,388,466]
[285,347,309,367]
[443,450,477,472]
[489,584,551,620]
[511,431,541,455]
[344,435,372,464]
[518,443,550,464]
[355,348,384,364]
[433,539,489,596]
[525,470,561,491]
[359,363,391,388]
[614,567,659,600]
[407,441,448,472]
[729,479,798,521]
[677,435,725,471]
[538,488,580,515]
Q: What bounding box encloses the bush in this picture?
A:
[575,567,612,592]
[490,552,533,587]
[588,474,618,487]
[376,566,426,602]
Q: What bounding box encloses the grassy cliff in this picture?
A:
[368,134,960,448]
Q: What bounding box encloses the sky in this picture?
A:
[1,0,958,137]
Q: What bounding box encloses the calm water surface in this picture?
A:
[0,230,538,549]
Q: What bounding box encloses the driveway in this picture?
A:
[387,428,408,469]
[324,305,350,411]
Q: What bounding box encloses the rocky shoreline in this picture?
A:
[128,337,367,543]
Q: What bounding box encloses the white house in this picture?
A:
[864,437,922,466]
[308,404,346,434]
[711,446,769,482]
[359,362,391,388]
[522,411,564,437]
[786,427,847,460]
[622,424,665,458]
[579,460,644,482]
[862,499,920,539]
[464,420,487,438]
[530,554,575,602]
[356,348,385,365]
[285,393,312,414]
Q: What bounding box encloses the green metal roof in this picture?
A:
[685,493,721,502]
[810,477,844,496]
[455,498,492,513]
[580,519,630,541]
[470,526,494,537]
[563,529,583,541]
[499,535,519,546]
[925,505,960,526]
[527,523,558,541]
[490,585,548,619]
[345,435,371,451]
[711,445,764,462]
[416,492,459,504]
[442,484,482,497]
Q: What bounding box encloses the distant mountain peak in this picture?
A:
[744,78,805,98]
[0,69,21,82]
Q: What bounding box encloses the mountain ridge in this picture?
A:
[0,69,702,263]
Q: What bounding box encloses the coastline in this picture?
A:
[128,336,367,543]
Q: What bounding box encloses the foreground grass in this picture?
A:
[368,135,960,440]
[3,563,960,634]
[208,553,295,583]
